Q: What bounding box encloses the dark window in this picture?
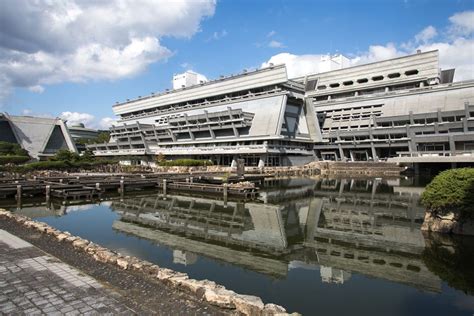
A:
[329,83,340,88]
[357,78,368,83]
[405,69,419,76]
[372,75,384,81]
[343,80,354,86]
[317,85,327,90]
[388,72,401,78]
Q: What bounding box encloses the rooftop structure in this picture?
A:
[67,123,100,152]
[0,113,77,160]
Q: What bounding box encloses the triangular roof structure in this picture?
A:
[0,113,77,160]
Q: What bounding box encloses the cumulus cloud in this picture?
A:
[415,26,438,43]
[60,111,95,126]
[448,11,474,37]
[0,0,216,103]
[262,10,474,81]
[262,53,325,78]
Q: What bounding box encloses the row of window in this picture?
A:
[317,69,420,90]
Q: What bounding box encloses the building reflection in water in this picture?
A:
[110,177,443,293]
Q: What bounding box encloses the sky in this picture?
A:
[0,0,473,129]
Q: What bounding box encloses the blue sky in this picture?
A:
[1,0,473,128]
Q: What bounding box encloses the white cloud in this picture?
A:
[98,117,118,130]
[207,29,228,41]
[267,30,276,37]
[262,53,324,78]
[262,10,474,81]
[60,111,95,126]
[27,85,44,93]
[415,25,438,43]
[268,40,286,48]
[448,10,474,36]
[0,0,216,103]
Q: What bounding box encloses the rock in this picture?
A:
[263,304,286,315]
[156,268,176,281]
[179,279,206,294]
[65,236,79,243]
[116,257,129,270]
[56,233,69,242]
[94,250,118,263]
[203,286,236,308]
[72,239,89,250]
[231,294,265,315]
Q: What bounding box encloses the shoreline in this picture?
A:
[0,209,294,315]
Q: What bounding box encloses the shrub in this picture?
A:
[158,159,214,167]
[0,155,30,165]
[421,168,474,216]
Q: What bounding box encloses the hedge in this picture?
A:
[0,155,30,165]
[158,159,214,167]
[421,168,474,216]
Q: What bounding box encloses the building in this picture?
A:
[303,50,474,163]
[67,123,100,152]
[172,70,208,90]
[88,64,319,166]
[89,50,474,166]
[0,113,77,160]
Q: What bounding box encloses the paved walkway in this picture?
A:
[0,229,135,315]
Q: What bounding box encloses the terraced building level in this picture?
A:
[88,50,474,166]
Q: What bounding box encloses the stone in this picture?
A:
[263,303,286,315]
[231,294,265,316]
[156,268,176,281]
[203,286,236,308]
[72,239,89,250]
[179,279,205,294]
[56,233,69,242]
[116,258,129,270]
[93,250,118,263]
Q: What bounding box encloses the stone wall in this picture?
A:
[421,211,474,236]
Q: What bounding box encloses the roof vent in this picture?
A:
[417,49,421,54]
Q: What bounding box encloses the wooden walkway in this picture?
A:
[0,174,260,200]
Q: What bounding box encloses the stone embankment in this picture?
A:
[0,209,296,315]
[315,161,403,177]
[421,211,474,236]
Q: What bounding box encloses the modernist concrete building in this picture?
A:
[88,64,319,166]
[303,50,474,163]
[0,113,77,160]
[67,123,100,152]
[89,50,474,166]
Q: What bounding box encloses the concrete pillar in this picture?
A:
[349,151,355,162]
[45,185,51,201]
[95,183,100,191]
[223,183,228,203]
[119,180,125,194]
[190,176,193,183]
[163,179,167,197]
[371,143,377,161]
[16,185,22,201]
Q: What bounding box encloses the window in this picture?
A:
[405,69,419,76]
[317,85,327,90]
[357,78,368,84]
[329,83,340,88]
[372,75,384,81]
[343,80,354,86]
[388,72,401,79]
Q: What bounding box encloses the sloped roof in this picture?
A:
[3,114,77,159]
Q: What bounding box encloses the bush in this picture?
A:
[0,155,30,165]
[421,168,474,216]
[0,141,29,156]
[158,159,214,167]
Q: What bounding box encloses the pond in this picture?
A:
[6,176,474,315]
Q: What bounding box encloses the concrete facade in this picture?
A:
[0,113,77,160]
[89,50,474,166]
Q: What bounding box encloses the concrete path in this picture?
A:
[0,229,135,315]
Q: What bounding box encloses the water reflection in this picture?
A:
[7,176,474,315]
[108,177,442,292]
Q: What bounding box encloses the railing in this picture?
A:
[395,150,474,157]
